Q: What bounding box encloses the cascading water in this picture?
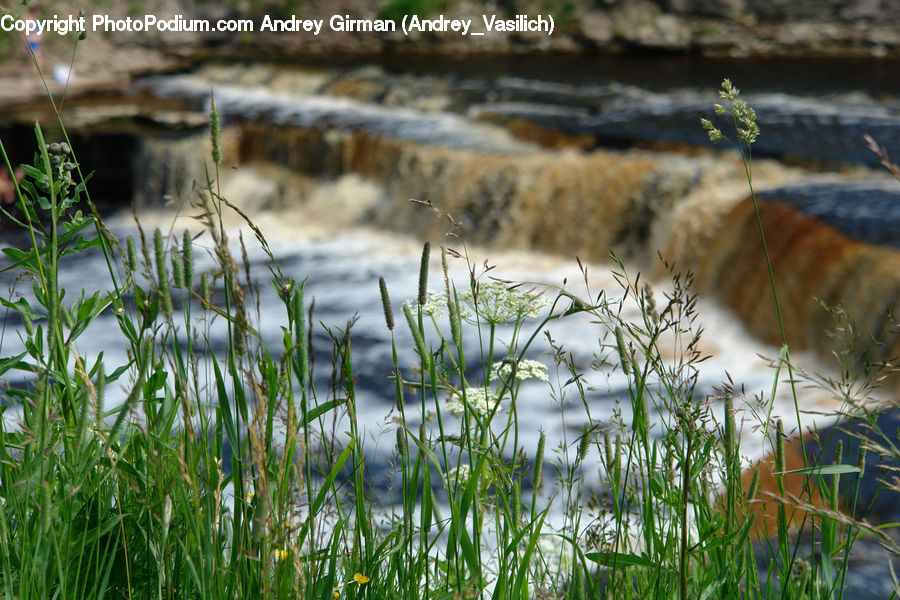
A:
[119,61,900,451]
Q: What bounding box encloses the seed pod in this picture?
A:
[418,241,430,306]
[40,482,52,534]
[201,273,211,305]
[378,276,394,331]
[182,230,194,288]
[725,394,736,467]
[171,247,184,288]
[154,230,172,318]
[532,431,546,492]
[403,303,430,372]
[95,364,106,429]
[126,237,138,273]
[395,427,407,460]
[139,337,153,375]
[210,94,222,165]
[746,468,760,501]
[449,297,462,346]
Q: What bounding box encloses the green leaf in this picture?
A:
[0,296,43,320]
[585,551,655,569]
[780,464,860,475]
[1,247,41,275]
[0,353,28,377]
[302,399,342,427]
[67,290,113,342]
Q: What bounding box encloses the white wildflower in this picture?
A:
[491,359,549,382]
[458,282,549,325]
[445,464,471,487]
[446,386,502,418]
[407,290,472,320]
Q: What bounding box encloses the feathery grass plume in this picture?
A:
[578,424,591,462]
[182,230,194,288]
[418,241,430,306]
[210,92,222,165]
[403,303,430,371]
[154,229,173,318]
[378,276,394,331]
[533,431,546,492]
[126,236,138,273]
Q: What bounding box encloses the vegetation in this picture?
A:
[0,70,897,599]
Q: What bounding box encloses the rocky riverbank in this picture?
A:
[2,0,900,107]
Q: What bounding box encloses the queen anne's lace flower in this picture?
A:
[446,387,501,418]
[458,282,549,325]
[411,283,547,326]
[491,359,549,382]
[445,464,471,487]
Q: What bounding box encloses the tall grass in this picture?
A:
[0,77,894,599]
